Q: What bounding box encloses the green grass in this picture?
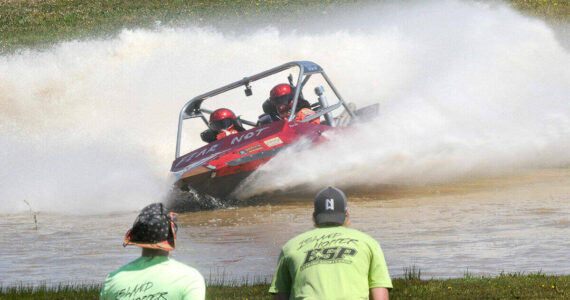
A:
[0,0,339,52]
[1,273,568,299]
[1,0,568,52]
[0,283,102,300]
[391,272,569,300]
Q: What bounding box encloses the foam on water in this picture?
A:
[1,1,569,214]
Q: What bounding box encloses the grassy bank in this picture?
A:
[1,0,568,52]
[0,0,339,51]
[1,273,568,299]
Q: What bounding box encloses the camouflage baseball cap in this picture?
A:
[123,203,178,251]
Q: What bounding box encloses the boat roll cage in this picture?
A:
[175,60,356,159]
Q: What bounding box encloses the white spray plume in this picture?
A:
[1,1,568,213]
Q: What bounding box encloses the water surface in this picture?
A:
[1,169,568,286]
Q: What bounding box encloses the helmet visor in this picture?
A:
[210,118,234,131]
[276,104,289,115]
[271,94,293,107]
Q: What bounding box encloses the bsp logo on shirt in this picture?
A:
[300,247,358,270]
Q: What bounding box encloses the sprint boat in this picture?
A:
[171,61,377,198]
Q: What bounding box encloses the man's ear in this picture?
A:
[344,209,351,226]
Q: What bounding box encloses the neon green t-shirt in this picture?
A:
[100,256,205,300]
[269,226,392,300]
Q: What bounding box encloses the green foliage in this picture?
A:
[0,283,101,300]
[403,265,422,281]
[510,0,569,23]
[1,273,568,299]
[0,0,339,52]
[391,273,569,299]
[1,0,568,52]
[207,284,273,299]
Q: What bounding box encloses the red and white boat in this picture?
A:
[170,61,377,198]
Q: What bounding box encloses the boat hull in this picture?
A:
[171,120,331,198]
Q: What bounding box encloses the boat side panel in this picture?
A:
[174,121,333,197]
[171,121,287,172]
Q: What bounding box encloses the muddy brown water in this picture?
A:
[1,168,568,286]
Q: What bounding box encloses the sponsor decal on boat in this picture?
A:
[264,137,284,147]
[238,144,264,155]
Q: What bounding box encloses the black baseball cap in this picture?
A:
[313,186,348,226]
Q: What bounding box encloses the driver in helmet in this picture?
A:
[209,108,240,140]
[269,83,320,124]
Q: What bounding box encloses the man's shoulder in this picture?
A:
[164,258,204,277]
[281,228,316,250]
[287,227,323,240]
[108,257,202,279]
[281,226,379,249]
[106,256,146,277]
[101,257,205,299]
[282,227,346,247]
[342,227,381,245]
[342,226,375,237]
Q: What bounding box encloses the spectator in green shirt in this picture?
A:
[100,203,205,300]
[269,187,392,300]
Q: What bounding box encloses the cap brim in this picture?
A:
[315,212,345,225]
[123,229,176,251]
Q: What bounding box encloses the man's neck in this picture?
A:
[141,248,170,257]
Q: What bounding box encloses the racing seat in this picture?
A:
[200,129,218,143]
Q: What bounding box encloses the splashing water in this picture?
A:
[1,1,568,214]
